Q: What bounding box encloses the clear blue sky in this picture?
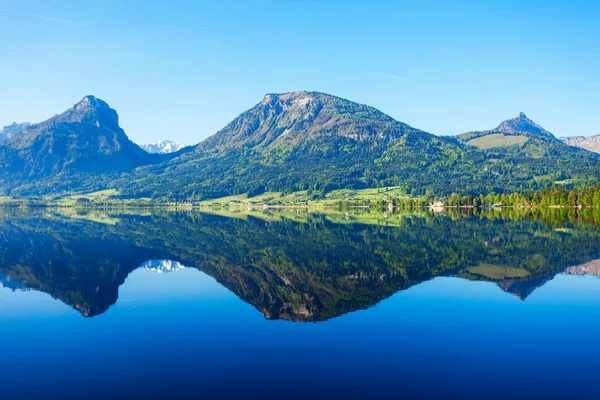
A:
[1,0,599,144]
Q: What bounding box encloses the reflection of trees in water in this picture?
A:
[0,209,599,321]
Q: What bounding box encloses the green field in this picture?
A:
[197,191,308,206]
[56,209,121,225]
[467,134,529,149]
[52,189,121,206]
[198,187,413,207]
[467,263,530,279]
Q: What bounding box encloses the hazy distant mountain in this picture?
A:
[141,140,187,154]
[560,135,600,154]
[0,122,32,141]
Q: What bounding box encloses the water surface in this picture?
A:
[1,209,599,399]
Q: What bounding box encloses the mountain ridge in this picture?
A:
[0,96,168,195]
[119,92,598,199]
[561,135,600,154]
[196,91,423,152]
[0,91,598,198]
[121,90,474,199]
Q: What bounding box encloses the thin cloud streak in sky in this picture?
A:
[13,10,88,27]
[373,74,413,82]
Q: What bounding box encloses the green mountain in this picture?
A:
[120,92,599,199]
[454,112,599,186]
[456,112,558,146]
[121,91,478,198]
[0,92,598,198]
[0,96,168,195]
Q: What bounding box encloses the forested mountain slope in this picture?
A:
[0,96,172,195]
[118,92,599,199]
[0,92,598,198]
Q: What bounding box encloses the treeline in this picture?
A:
[388,184,600,208]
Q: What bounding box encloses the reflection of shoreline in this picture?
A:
[562,260,600,276]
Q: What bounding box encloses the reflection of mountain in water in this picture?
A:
[0,273,29,292]
[562,260,600,276]
[141,259,186,274]
[0,210,599,321]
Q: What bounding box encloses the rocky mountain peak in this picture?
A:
[200,91,411,152]
[53,95,119,129]
[261,91,314,109]
[75,95,110,111]
[494,112,554,138]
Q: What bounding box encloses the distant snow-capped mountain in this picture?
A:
[141,140,186,154]
[139,259,186,274]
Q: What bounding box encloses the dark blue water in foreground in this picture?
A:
[1,209,600,399]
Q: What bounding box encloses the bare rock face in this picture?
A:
[560,135,600,154]
[494,112,555,138]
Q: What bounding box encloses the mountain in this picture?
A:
[141,140,187,154]
[120,92,599,200]
[561,135,600,154]
[0,92,598,198]
[494,112,554,138]
[453,112,599,189]
[456,112,560,147]
[120,91,484,199]
[0,96,167,195]
[0,122,32,141]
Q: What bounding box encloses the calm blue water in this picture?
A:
[1,209,600,399]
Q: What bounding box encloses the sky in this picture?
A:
[0,0,599,145]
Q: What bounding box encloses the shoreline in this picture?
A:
[0,203,595,210]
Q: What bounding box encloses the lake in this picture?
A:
[1,208,600,399]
